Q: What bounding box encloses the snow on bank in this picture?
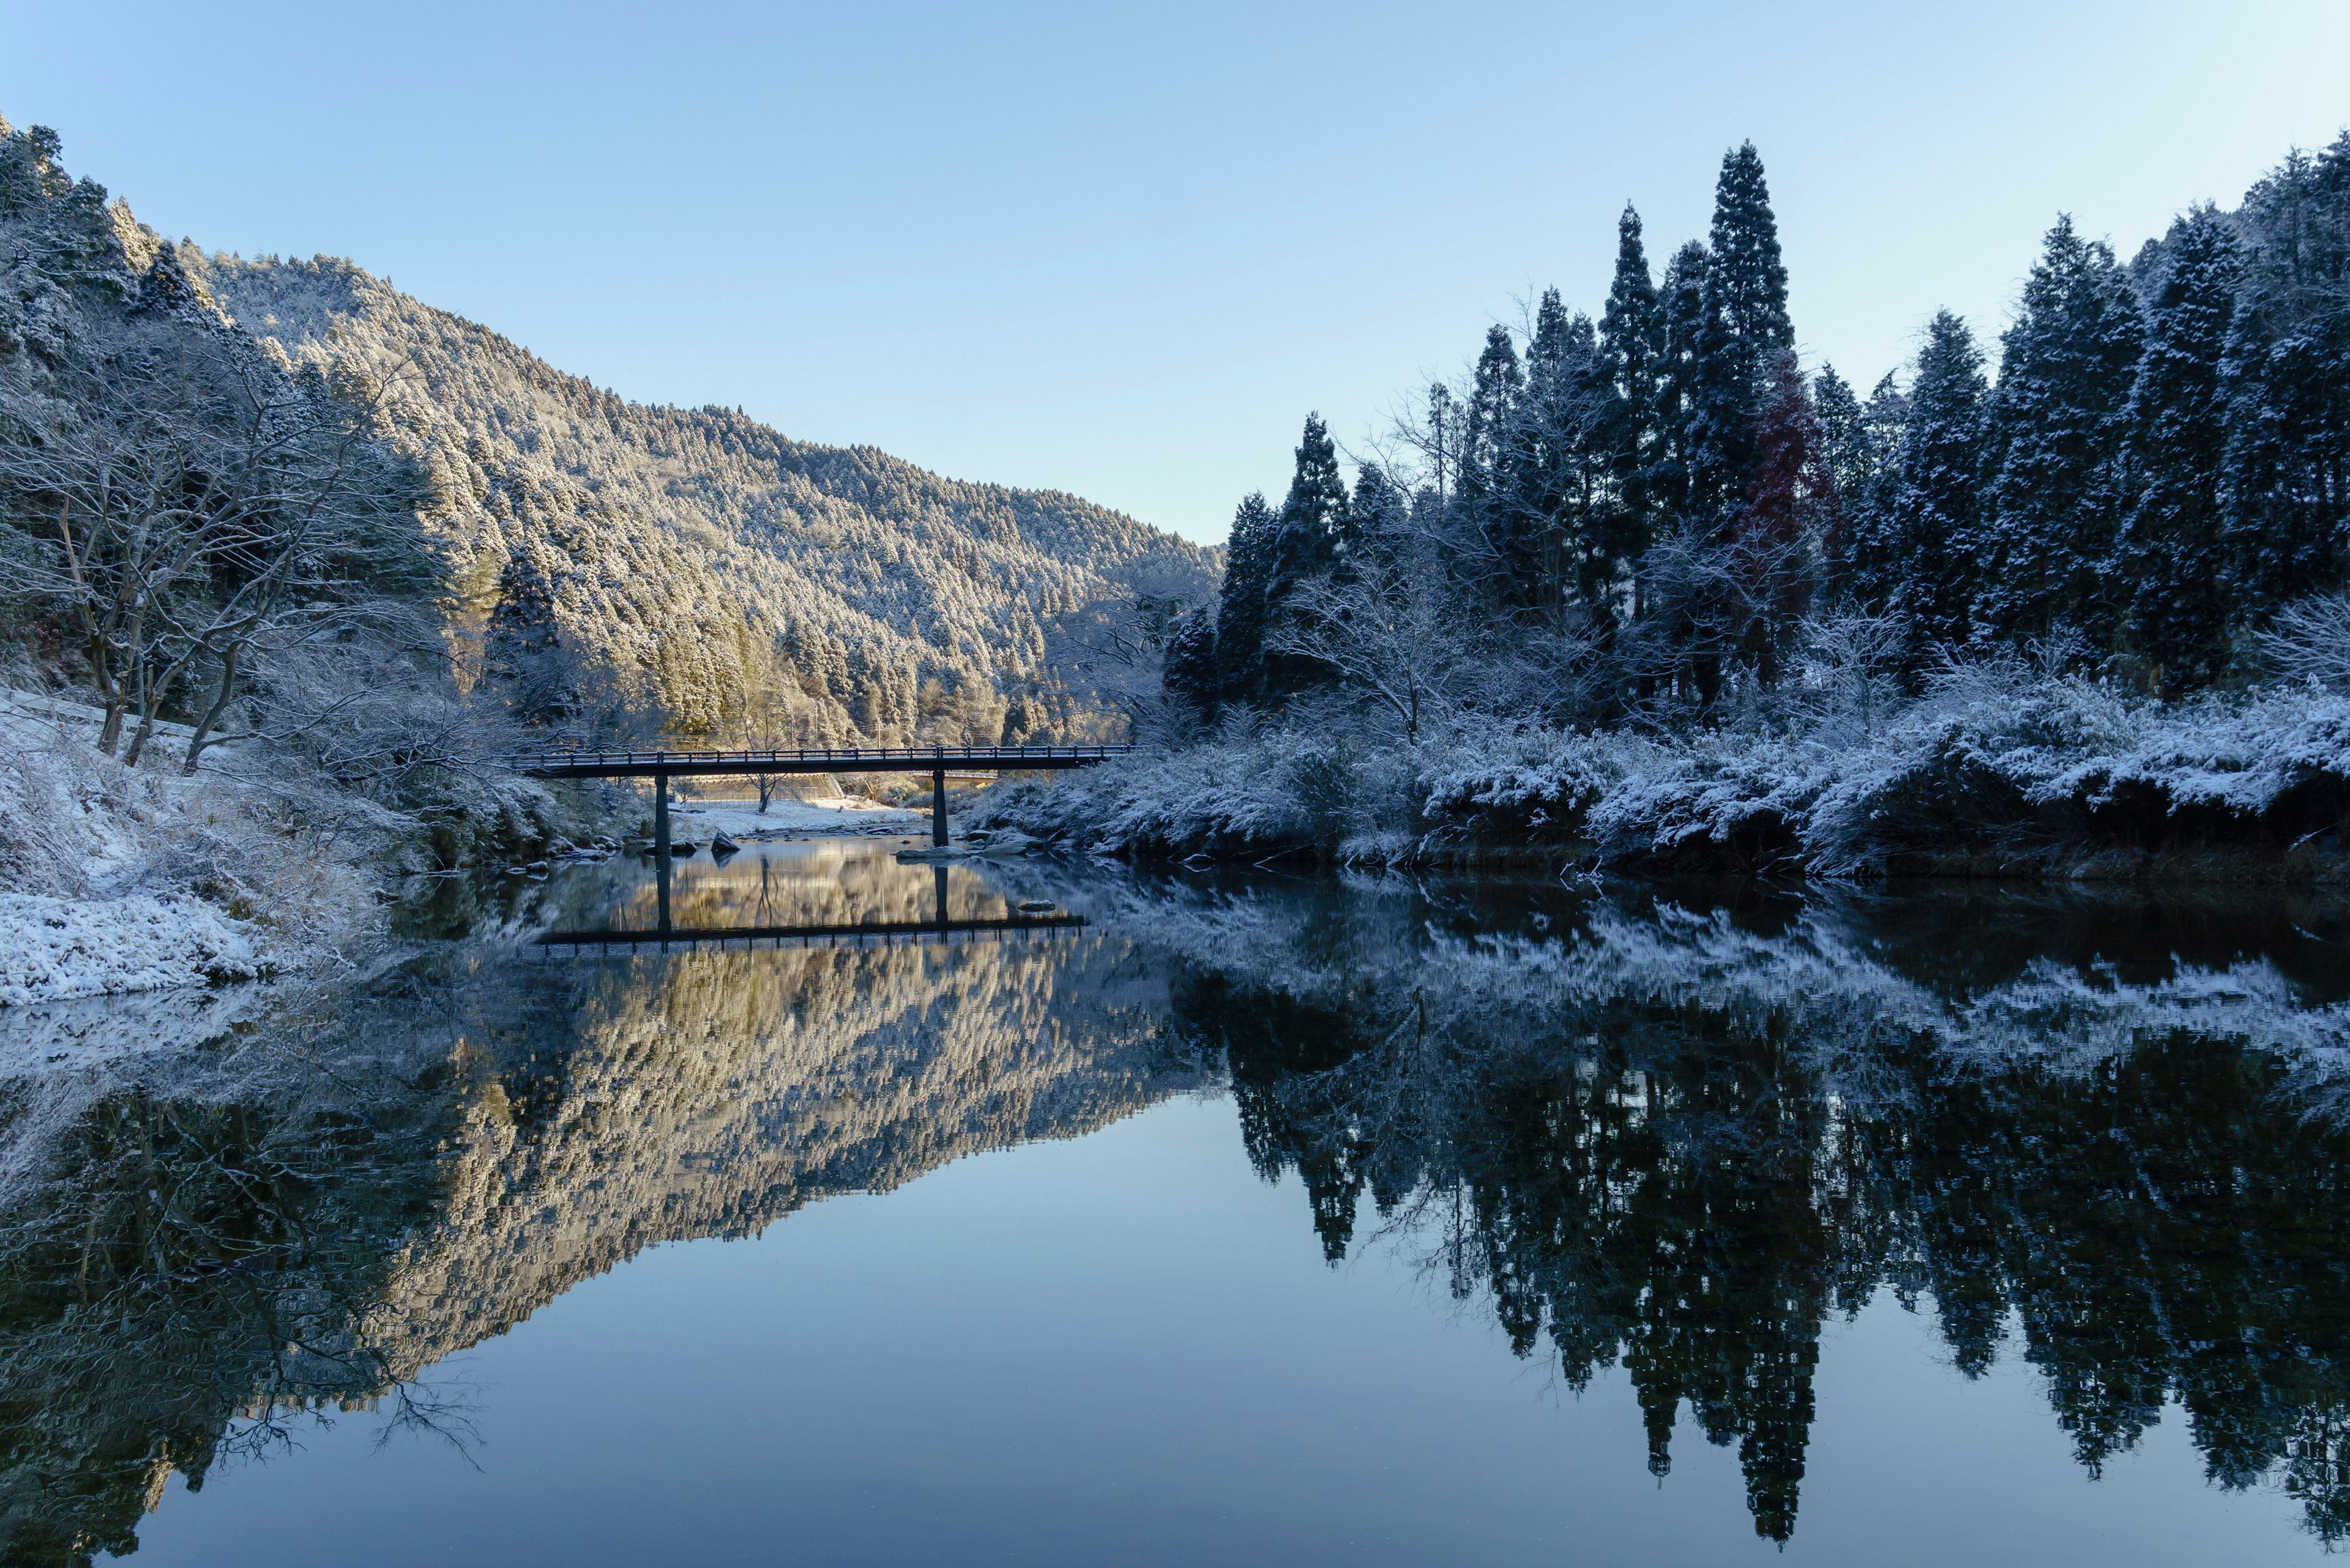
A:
[0,892,263,1007]
[664,795,923,841]
[0,692,370,1010]
[981,674,2350,876]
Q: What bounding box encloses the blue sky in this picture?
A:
[6,1,2345,544]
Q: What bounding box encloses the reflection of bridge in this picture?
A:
[537,849,1080,955]
[539,911,1086,952]
[510,744,1133,850]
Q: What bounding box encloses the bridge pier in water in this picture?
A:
[931,766,948,847]
[654,771,671,934]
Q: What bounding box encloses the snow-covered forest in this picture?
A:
[994,136,2350,876]
[0,111,1212,1000]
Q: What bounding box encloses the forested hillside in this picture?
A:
[0,113,1215,755]
[190,253,1215,744]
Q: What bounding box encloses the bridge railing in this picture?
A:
[505,742,1139,773]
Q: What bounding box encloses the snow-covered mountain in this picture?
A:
[2,111,1212,746]
[184,248,1214,742]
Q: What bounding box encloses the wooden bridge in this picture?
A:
[509,743,1133,849]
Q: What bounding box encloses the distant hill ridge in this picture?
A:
[189,250,1214,742]
[1,112,1214,744]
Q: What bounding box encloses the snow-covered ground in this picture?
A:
[663,794,925,842]
[0,691,375,1014]
[0,892,261,1008]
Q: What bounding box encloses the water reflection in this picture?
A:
[1152,876,2350,1543]
[0,847,1195,1565]
[2,854,2349,1559]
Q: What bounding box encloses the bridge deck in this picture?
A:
[511,744,1133,781]
[538,913,1085,949]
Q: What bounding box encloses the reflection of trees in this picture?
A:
[0,916,1197,1566]
[1181,916,2350,1545]
[0,984,466,1567]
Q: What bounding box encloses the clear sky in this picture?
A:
[6,1,2345,545]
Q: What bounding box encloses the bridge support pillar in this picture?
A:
[931,767,948,847]
[654,772,671,934]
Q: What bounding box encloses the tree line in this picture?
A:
[1171,135,2350,725]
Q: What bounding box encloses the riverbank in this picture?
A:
[971,671,2350,883]
[0,690,585,1007]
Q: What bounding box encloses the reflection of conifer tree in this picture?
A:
[1181,921,2350,1545]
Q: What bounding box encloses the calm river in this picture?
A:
[5,841,2349,1564]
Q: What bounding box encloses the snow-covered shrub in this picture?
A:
[1587,730,1829,872]
[2261,591,2350,693]
[1417,723,1631,846]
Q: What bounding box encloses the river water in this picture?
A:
[5,840,2350,1564]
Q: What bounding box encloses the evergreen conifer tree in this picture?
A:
[1709,142,1795,371]
[2221,132,2350,612]
[1654,241,1712,538]
[1504,291,1608,614]
[1214,492,1278,702]
[1598,205,1665,607]
[1974,216,2146,652]
[1160,607,1221,719]
[1272,412,1349,588]
[1258,414,1352,698]
[2119,207,2239,696]
[1812,365,1863,584]
[1888,312,1989,648]
[1461,324,1525,509]
[1682,143,1797,532]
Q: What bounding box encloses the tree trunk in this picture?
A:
[182,644,240,775]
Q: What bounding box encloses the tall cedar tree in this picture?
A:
[1686,143,1796,531]
[1811,365,1864,574]
[1214,492,1278,701]
[1259,414,1351,698]
[2221,132,2350,610]
[1974,216,2146,652]
[1599,204,1665,602]
[1836,373,1912,605]
[2121,207,2240,695]
[1504,290,1608,615]
[1160,607,1221,718]
[1887,312,1989,649]
[1461,327,1525,605]
[1654,241,1712,542]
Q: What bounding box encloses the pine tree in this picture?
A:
[1461,324,1524,509]
[1974,216,2146,652]
[1272,411,1349,589]
[1259,414,1351,698]
[1813,365,1863,581]
[1214,492,1278,702]
[1654,241,1712,539]
[1598,204,1665,605]
[1888,312,1989,648]
[1502,290,1608,614]
[2221,131,2350,613]
[1160,607,1220,719]
[1708,141,1795,385]
[2119,207,2239,696]
[1837,373,1913,608]
[1683,143,1797,533]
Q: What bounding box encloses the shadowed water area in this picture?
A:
[4,844,2350,1564]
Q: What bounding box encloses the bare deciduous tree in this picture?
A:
[0,315,436,772]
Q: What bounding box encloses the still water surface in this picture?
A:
[6,841,2350,1564]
